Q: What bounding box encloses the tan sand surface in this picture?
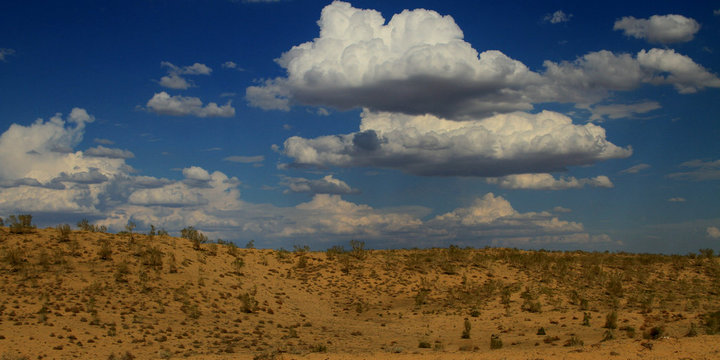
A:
[0,227,718,359]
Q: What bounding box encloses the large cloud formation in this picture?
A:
[614,14,700,44]
[0,110,612,249]
[246,2,719,119]
[282,110,631,176]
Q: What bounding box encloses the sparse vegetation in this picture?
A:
[7,214,35,234]
[56,223,71,242]
[604,310,618,329]
[181,226,208,250]
[461,318,471,339]
[490,334,503,349]
[0,227,718,359]
[77,218,107,232]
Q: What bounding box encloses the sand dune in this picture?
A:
[0,226,718,359]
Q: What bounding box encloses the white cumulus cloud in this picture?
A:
[0,109,616,250]
[614,14,700,44]
[246,2,720,119]
[146,92,235,117]
[282,110,631,177]
[157,61,212,89]
[487,173,613,190]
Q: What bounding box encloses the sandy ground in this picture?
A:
[0,227,719,359]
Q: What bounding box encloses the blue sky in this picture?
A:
[1,0,719,253]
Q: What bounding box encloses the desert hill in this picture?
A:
[0,222,719,359]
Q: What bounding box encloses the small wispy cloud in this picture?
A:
[589,101,661,122]
[93,138,115,145]
[620,164,651,174]
[708,226,720,239]
[0,48,15,61]
[667,197,686,202]
[545,10,572,24]
[667,159,720,181]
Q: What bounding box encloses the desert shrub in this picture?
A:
[325,245,345,260]
[232,257,245,274]
[2,246,25,271]
[167,252,178,273]
[418,341,432,348]
[564,335,583,347]
[490,334,502,349]
[114,261,130,283]
[181,302,201,319]
[604,310,618,329]
[461,318,471,339]
[56,224,71,242]
[415,289,430,306]
[309,344,327,353]
[602,330,614,341]
[295,254,308,269]
[702,311,720,334]
[180,226,207,250]
[208,243,218,256]
[0,217,3,227]
[349,239,367,260]
[245,239,255,249]
[77,219,106,232]
[227,242,239,257]
[620,325,636,338]
[239,292,259,313]
[643,325,664,340]
[699,248,715,259]
[605,272,624,298]
[275,248,291,262]
[8,214,35,234]
[141,247,163,269]
[293,244,310,253]
[686,323,698,337]
[582,312,591,326]
[98,240,112,260]
[536,327,546,335]
[522,300,542,313]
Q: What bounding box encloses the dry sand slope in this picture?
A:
[0,226,719,359]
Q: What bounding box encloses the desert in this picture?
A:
[1,217,718,360]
